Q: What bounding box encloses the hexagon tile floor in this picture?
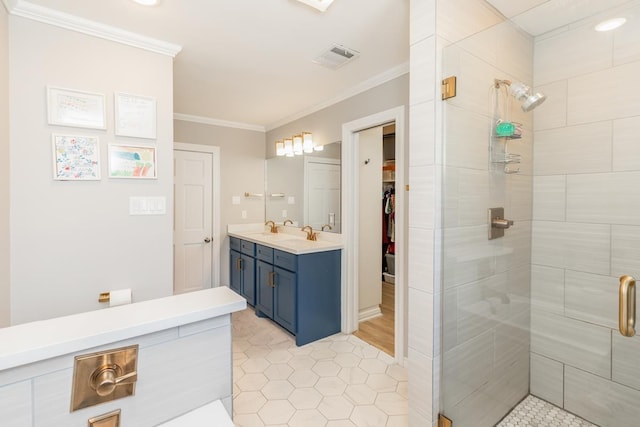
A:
[497,395,597,427]
[232,308,408,427]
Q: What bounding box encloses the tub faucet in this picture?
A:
[265,220,278,233]
[301,225,317,241]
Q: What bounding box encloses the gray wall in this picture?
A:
[266,74,409,156]
[0,5,9,327]
[9,17,175,324]
[173,119,265,286]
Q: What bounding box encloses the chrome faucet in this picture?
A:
[283,219,293,226]
[265,220,278,233]
[321,224,332,232]
[301,225,317,241]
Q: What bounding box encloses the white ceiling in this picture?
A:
[20,0,409,129]
[12,0,634,129]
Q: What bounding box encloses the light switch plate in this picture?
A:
[232,196,241,205]
[287,196,295,205]
[129,197,166,215]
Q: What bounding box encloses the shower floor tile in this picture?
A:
[497,395,597,427]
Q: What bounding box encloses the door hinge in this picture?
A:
[442,76,457,100]
[438,414,452,427]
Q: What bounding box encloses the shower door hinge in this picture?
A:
[438,414,453,427]
[442,76,457,100]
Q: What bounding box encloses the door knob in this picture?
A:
[204,237,211,243]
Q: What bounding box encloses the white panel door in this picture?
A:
[305,159,341,232]
[174,150,213,294]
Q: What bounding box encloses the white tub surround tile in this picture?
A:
[613,4,640,66]
[565,366,640,427]
[612,225,640,278]
[533,80,568,131]
[531,221,610,275]
[534,25,612,86]
[408,289,434,357]
[568,61,640,125]
[436,0,503,45]
[613,116,640,171]
[531,265,564,315]
[533,121,612,176]
[408,228,435,293]
[612,334,640,391]
[410,0,435,45]
[567,171,640,225]
[506,174,533,222]
[565,271,618,329]
[444,105,490,170]
[531,311,611,378]
[443,167,490,227]
[410,36,436,106]
[0,381,32,427]
[0,287,245,371]
[530,353,564,408]
[409,165,436,229]
[409,101,435,166]
[533,175,566,221]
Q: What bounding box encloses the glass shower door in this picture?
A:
[439,2,640,426]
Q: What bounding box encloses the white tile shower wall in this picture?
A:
[437,8,533,426]
[0,317,232,427]
[531,6,640,422]
[408,0,437,424]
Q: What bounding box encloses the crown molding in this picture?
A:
[266,61,409,131]
[173,113,265,133]
[7,0,182,57]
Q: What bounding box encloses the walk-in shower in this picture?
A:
[494,79,547,112]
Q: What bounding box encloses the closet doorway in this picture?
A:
[353,124,397,357]
[342,106,405,364]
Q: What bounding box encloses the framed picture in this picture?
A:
[108,144,157,179]
[114,92,157,139]
[51,134,101,181]
[47,86,106,130]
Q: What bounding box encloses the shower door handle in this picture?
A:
[619,275,636,337]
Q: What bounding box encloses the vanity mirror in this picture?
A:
[265,142,341,233]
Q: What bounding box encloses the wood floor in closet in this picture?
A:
[353,281,395,356]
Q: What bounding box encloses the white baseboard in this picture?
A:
[358,306,382,322]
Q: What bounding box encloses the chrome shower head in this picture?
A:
[508,81,547,112]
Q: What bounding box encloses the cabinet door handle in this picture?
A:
[236,258,242,271]
[620,275,636,337]
[268,271,276,288]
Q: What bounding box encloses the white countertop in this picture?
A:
[0,287,246,371]
[228,224,343,255]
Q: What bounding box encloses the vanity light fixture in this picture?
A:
[595,17,626,32]
[276,132,323,156]
[295,0,336,12]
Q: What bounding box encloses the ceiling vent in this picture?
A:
[294,0,336,12]
[313,44,360,70]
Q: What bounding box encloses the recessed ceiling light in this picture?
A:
[295,0,336,12]
[594,17,626,32]
[132,0,159,6]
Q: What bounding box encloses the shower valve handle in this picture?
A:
[492,218,514,229]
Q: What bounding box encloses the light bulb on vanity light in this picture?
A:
[275,140,285,156]
[302,132,314,153]
[293,135,303,155]
[284,138,294,157]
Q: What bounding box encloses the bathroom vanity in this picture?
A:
[228,225,342,346]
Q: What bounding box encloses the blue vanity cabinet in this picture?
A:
[252,244,341,346]
[229,237,256,305]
